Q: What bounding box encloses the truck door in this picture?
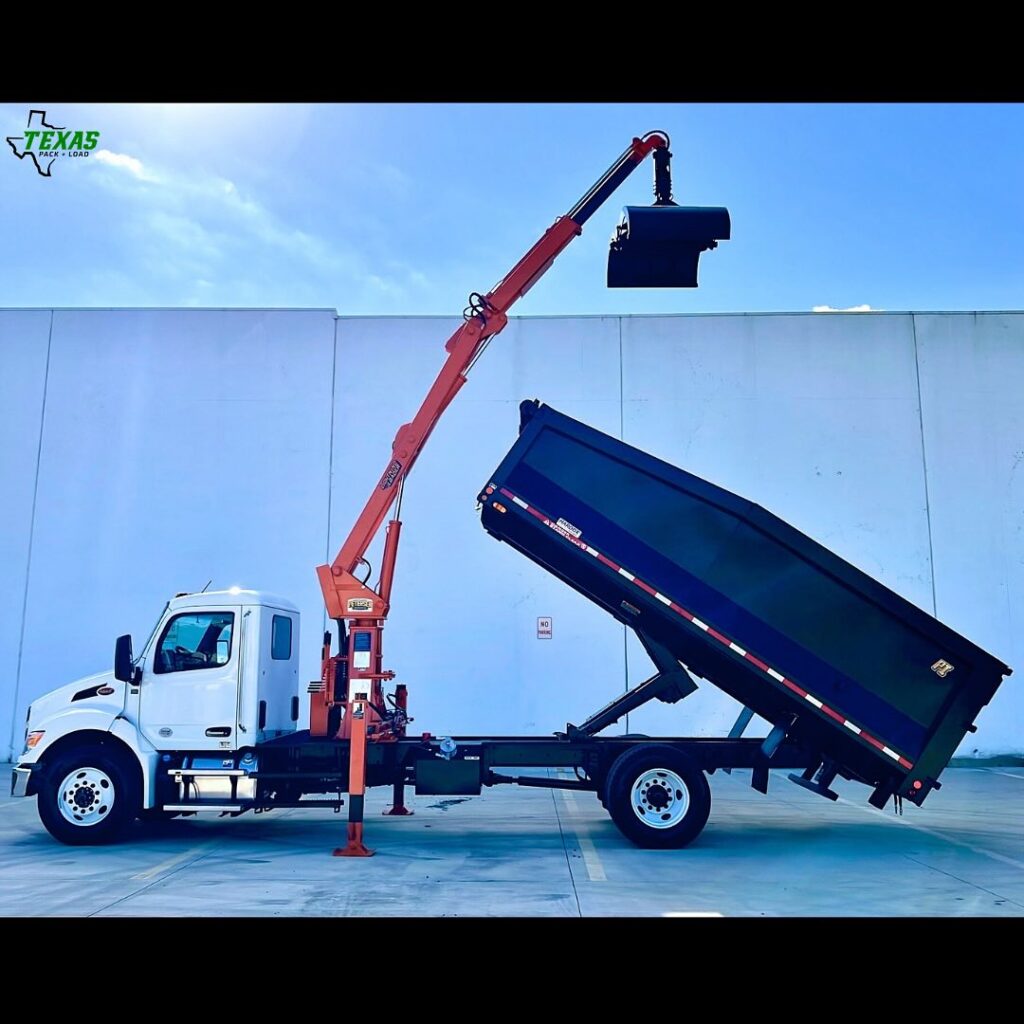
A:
[256,608,298,737]
[138,605,243,750]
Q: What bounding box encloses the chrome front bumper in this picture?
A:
[10,766,32,798]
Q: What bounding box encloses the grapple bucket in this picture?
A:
[607,205,731,288]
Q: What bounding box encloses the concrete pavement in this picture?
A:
[1,764,1021,916]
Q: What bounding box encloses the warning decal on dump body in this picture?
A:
[556,517,582,538]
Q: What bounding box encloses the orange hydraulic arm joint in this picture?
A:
[315,132,672,856]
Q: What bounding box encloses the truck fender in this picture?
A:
[109,717,160,808]
[23,706,121,763]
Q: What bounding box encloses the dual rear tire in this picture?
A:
[602,744,711,849]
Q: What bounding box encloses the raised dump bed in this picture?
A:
[479,401,1012,809]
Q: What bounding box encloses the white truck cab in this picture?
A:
[12,589,300,845]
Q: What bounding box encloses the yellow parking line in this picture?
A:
[559,788,607,882]
[132,840,218,881]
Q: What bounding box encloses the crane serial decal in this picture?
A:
[380,459,403,490]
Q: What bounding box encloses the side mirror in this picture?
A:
[114,634,134,683]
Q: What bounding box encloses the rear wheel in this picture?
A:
[37,745,139,846]
[597,734,649,808]
[604,744,711,849]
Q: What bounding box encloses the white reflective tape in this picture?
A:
[511,496,528,509]
[655,593,672,606]
[618,568,635,581]
[691,618,709,631]
[729,643,746,656]
[843,720,862,735]
[804,695,823,709]
[767,668,785,682]
[882,746,901,762]
[586,546,599,557]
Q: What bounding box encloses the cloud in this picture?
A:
[88,149,357,288]
[79,142,438,309]
[812,304,880,313]
[93,148,157,181]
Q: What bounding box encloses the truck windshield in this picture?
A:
[154,611,235,674]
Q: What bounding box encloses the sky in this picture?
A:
[2,102,1023,316]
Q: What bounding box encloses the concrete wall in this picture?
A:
[0,310,1019,758]
[0,310,336,759]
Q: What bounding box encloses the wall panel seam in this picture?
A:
[911,313,939,617]
[323,318,340,639]
[9,309,54,760]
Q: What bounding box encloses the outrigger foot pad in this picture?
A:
[333,824,376,857]
[384,783,413,815]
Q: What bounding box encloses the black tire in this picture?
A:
[597,734,649,808]
[604,744,711,849]
[37,744,140,846]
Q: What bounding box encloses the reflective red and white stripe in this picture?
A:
[496,486,914,771]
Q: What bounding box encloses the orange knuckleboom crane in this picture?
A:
[311,131,729,856]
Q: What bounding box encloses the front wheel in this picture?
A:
[604,745,711,849]
[37,745,140,846]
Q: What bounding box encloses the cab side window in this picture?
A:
[154,611,235,675]
[271,615,292,660]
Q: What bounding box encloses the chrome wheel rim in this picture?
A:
[58,767,115,826]
[631,768,689,829]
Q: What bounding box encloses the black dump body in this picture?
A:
[479,401,1011,807]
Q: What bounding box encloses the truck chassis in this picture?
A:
[159,732,817,851]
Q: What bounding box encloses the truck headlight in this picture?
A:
[25,731,45,750]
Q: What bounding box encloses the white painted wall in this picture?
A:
[0,309,1018,758]
[2,310,336,759]
[914,315,1024,754]
[0,311,52,754]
